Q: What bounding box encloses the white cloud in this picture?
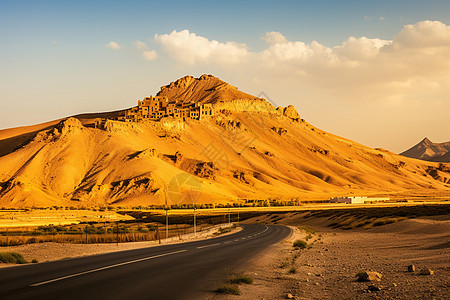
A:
[154,30,248,66]
[106,41,120,50]
[334,36,392,60]
[134,40,148,51]
[152,21,450,105]
[261,31,287,44]
[142,50,157,60]
[393,20,450,48]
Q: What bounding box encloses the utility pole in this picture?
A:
[228,209,231,227]
[156,222,161,244]
[165,208,169,239]
[116,222,119,246]
[194,206,197,237]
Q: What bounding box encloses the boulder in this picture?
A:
[419,268,434,275]
[356,271,382,282]
[283,105,300,119]
[367,285,382,292]
[407,264,416,272]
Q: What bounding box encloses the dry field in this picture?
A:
[0,208,133,228]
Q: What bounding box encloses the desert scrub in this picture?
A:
[298,226,315,234]
[229,273,253,284]
[305,233,313,241]
[293,239,308,249]
[288,267,297,274]
[215,225,235,235]
[216,284,240,295]
[0,252,28,264]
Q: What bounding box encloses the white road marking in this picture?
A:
[30,250,187,287]
[196,243,220,249]
[224,241,232,244]
[234,239,239,241]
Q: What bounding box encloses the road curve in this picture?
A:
[0,224,291,300]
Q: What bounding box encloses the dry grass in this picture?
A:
[229,273,253,284]
[0,222,212,246]
[216,284,240,295]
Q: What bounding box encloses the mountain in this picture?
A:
[156,74,260,104]
[401,138,450,163]
[0,75,449,208]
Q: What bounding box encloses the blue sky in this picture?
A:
[1,0,450,152]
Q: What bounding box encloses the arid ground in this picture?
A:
[209,205,449,300]
[1,205,448,299]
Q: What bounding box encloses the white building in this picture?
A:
[329,197,390,204]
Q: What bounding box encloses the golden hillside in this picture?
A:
[0,75,449,208]
[156,74,260,104]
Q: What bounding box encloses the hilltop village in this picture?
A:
[117,96,214,122]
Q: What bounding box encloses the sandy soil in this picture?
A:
[209,216,449,300]
[0,224,240,268]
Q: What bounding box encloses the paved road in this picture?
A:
[0,224,291,300]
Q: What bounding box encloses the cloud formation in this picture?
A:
[106,41,120,50]
[152,21,450,104]
[261,31,287,44]
[154,30,248,65]
[134,40,148,51]
[142,50,157,60]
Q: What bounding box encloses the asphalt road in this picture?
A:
[0,224,291,300]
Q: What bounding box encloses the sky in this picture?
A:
[1,0,449,153]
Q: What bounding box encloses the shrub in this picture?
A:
[216,284,240,295]
[293,240,308,249]
[229,274,253,284]
[0,252,28,264]
[31,259,38,263]
[298,226,316,234]
[288,267,297,274]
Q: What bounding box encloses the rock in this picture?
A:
[286,293,295,299]
[419,268,434,275]
[282,105,300,119]
[393,283,397,287]
[367,285,382,292]
[407,264,416,272]
[356,271,382,282]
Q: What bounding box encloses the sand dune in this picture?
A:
[0,75,449,207]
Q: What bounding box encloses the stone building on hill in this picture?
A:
[117,96,213,122]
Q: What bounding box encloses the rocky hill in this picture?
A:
[156,74,260,104]
[0,75,449,208]
[401,138,450,163]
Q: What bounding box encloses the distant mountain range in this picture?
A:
[401,138,450,162]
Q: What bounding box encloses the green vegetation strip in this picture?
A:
[0,252,28,264]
